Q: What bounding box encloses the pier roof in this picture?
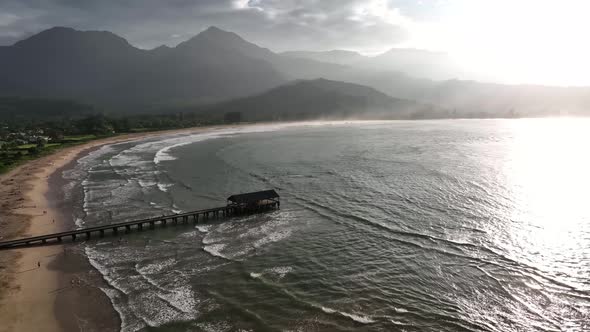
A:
[227,189,279,204]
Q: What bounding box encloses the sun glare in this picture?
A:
[404,0,590,85]
[504,118,590,285]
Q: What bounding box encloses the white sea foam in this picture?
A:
[321,307,337,314]
[196,321,232,332]
[320,306,376,324]
[157,183,173,192]
[74,217,85,228]
[203,244,228,259]
[137,258,176,275]
[390,319,409,325]
[341,312,376,324]
[202,235,223,245]
[253,229,292,248]
[269,266,293,279]
[195,225,212,233]
[154,141,194,164]
[250,267,292,281]
[157,285,198,314]
[137,179,157,188]
[88,245,202,331]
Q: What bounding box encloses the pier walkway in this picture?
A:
[0,190,280,250]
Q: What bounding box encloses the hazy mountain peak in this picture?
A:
[202,26,226,34]
[183,26,245,46]
[13,26,134,50]
[177,26,274,60]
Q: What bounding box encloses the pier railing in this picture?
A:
[0,201,279,250]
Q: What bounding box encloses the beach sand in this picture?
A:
[0,126,234,331]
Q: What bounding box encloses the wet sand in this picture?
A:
[0,125,238,331]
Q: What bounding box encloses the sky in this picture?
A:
[1,0,589,86]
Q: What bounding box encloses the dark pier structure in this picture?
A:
[0,190,280,250]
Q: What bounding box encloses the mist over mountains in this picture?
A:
[200,79,426,122]
[1,26,589,118]
[282,48,461,81]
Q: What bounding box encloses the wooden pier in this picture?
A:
[0,190,280,250]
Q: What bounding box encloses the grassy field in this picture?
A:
[15,144,37,150]
[61,134,97,142]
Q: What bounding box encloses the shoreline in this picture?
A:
[0,124,244,332]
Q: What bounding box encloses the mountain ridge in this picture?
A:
[202,78,427,121]
[0,26,286,108]
[2,26,590,116]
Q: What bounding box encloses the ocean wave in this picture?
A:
[99,287,143,332]
[250,266,293,281]
[390,319,409,325]
[269,266,293,279]
[156,285,198,314]
[137,179,157,188]
[253,229,292,248]
[203,244,229,260]
[157,183,173,192]
[137,258,176,275]
[320,306,376,324]
[154,141,194,164]
[195,225,212,233]
[89,246,202,331]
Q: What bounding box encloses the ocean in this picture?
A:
[61,120,590,331]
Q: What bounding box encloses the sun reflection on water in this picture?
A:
[504,118,590,288]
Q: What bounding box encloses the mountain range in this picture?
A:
[0,27,286,108]
[1,26,590,117]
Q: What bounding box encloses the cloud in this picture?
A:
[0,0,412,52]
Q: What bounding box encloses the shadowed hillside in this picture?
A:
[202,79,429,121]
[0,27,286,108]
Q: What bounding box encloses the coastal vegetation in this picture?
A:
[0,113,218,174]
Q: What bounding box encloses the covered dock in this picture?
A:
[227,189,280,211]
[0,189,280,250]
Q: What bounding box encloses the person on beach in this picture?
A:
[37,261,40,268]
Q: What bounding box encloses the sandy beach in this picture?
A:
[0,126,232,332]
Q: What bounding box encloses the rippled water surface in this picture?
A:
[63,120,590,331]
